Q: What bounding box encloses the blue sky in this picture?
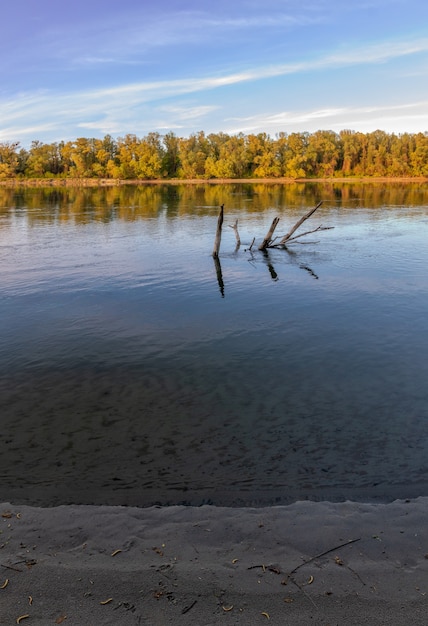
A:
[1,0,428,147]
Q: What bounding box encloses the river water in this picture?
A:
[1,181,427,506]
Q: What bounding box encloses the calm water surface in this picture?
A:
[1,182,428,506]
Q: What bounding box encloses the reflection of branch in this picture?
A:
[267,263,278,281]
[213,256,225,297]
[262,250,278,281]
[300,264,319,279]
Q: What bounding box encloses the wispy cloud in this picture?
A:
[41,6,320,71]
[159,104,219,121]
[226,101,428,134]
[1,36,427,144]
[3,35,426,109]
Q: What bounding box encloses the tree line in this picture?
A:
[1,129,427,180]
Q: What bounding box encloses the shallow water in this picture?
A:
[1,182,428,506]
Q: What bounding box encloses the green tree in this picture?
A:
[0,142,19,178]
[65,138,98,177]
[340,130,363,176]
[246,133,280,177]
[162,132,181,178]
[281,132,310,178]
[306,130,341,177]
[135,133,164,179]
[25,141,63,177]
[178,132,210,178]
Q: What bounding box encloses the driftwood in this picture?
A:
[212,204,224,258]
[258,202,327,250]
[210,202,332,293]
[212,201,331,258]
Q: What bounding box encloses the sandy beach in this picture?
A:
[1,498,428,625]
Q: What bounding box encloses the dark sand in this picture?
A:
[1,498,428,625]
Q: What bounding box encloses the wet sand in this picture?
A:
[1,498,428,625]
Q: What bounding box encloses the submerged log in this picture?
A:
[258,216,280,251]
[212,204,224,258]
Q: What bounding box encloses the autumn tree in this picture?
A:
[0,142,20,178]
[178,131,210,178]
[340,130,364,176]
[247,133,280,177]
[281,132,310,178]
[410,132,428,176]
[306,130,341,177]
[25,141,63,177]
[3,129,428,181]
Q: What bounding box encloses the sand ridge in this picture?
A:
[1,498,428,624]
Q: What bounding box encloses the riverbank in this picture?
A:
[1,498,428,625]
[0,175,427,187]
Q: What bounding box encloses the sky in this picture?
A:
[1,0,428,147]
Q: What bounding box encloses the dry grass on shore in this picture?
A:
[0,175,427,188]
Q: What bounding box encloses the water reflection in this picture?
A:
[262,250,279,281]
[213,256,225,297]
[1,182,428,507]
[1,180,428,226]
[299,264,319,280]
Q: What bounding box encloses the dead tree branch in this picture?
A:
[270,224,333,247]
[278,201,323,246]
[228,219,241,247]
[258,217,280,251]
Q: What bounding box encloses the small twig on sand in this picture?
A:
[182,600,197,614]
[288,538,361,576]
[290,577,319,609]
[248,538,361,578]
[1,563,23,573]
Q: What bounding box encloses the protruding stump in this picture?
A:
[258,216,280,250]
[212,204,224,258]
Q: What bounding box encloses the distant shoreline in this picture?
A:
[1,175,428,188]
